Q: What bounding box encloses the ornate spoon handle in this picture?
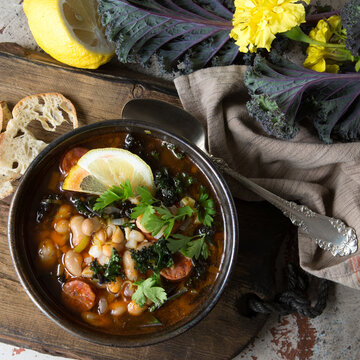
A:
[211,156,358,257]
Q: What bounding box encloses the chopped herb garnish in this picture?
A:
[167,233,209,260]
[196,187,216,226]
[130,186,194,238]
[165,142,185,159]
[132,273,167,309]
[90,248,124,284]
[93,180,134,211]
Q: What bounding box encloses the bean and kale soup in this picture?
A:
[30,132,224,334]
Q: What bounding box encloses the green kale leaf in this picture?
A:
[341,0,360,56]
[245,54,360,143]
[97,0,241,74]
[90,248,124,284]
[130,238,174,273]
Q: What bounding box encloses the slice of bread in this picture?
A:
[0,101,12,132]
[0,93,78,200]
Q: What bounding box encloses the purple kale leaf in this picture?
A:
[245,54,360,143]
[97,0,240,74]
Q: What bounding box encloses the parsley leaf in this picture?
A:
[132,273,167,309]
[131,189,194,239]
[93,180,134,211]
[90,248,124,283]
[166,234,192,253]
[196,187,216,226]
[167,234,209,260]
[137,186,156,205]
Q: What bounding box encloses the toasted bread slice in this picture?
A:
[0,101,12,132]
[0,93,78,199]
[0,180,14,200]
[12,92,78,130]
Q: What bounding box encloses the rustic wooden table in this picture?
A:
[1,2,360,359]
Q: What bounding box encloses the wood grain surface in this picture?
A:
[0,43,291,360]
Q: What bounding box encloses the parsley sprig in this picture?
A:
[93,180,133,211]
[166,233,209,260]
[132,273,167,309]
[196,186,216,226]
[130,186,194,238]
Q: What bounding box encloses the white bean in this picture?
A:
[64,250,83,276]
[123,282,135,298]
[125,238,137,249]
[81,312,111,327]
[110,301,127,317]
[128,230,145,242]
[94,228,107,243]
[70,215,85,246]
[81,217,101,236]
[89,244,102,258]
[38,239,57,268]
[124,227,131,240]
[54,219,70,234]
[106,224,116,238]
[112,226,124,244]
[127,300,146,316]
[102,244,113,258]
[123,250,138,281]
[98,297,108,314]
[81,266,93,278]
[98,254,110,266]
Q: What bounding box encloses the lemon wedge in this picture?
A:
[63,148,155,195]
[23,0,114,69]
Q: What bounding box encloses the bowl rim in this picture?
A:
[8,119,238,347]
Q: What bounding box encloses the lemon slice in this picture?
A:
[63,148,155,195]
[23,0,114,69]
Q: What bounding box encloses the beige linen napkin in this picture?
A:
[174,65,360,290]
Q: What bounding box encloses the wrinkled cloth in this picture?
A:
[174,65,360,290]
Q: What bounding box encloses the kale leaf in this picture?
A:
[97,0,241,74]
[90,248,124,284]
[155,168,194,206]
[36,194,62,222]
[130,238,174,273]
[341,0,360,56]
[245,54,360,143]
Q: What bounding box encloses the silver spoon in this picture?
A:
[122,99,358,257]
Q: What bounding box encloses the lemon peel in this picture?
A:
[23,0,114,69]
[63,148,155,195]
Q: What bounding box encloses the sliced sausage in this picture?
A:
[62,279,95,312]
[160,252,193,281]
[60,147,88,175]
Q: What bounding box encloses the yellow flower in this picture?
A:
[230,0,310,53]
[303,16,342,73]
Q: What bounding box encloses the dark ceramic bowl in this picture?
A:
[8,120,238,347]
